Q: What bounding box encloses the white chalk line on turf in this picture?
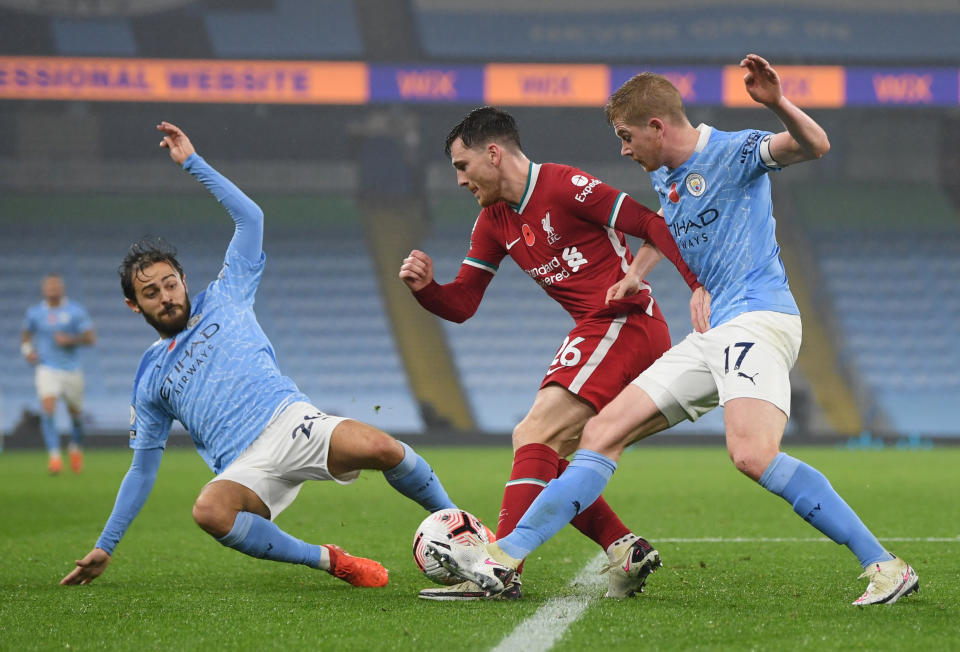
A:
[491,552,607,652]
[657,536,960,543]
[490,535,957,652]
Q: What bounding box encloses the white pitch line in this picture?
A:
[491,552,607,652]
[490,535,957,652]
[657,536,960,543]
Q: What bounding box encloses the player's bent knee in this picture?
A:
[580,416,604,448]
[511,421,541,448]
[330,420,403,470]
[512,417,567,451]
[727,447,772,481]
[192,496,234,538]
[370,432,404,468]
[580,414,625,457]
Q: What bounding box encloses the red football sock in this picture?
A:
[560,457,632,551]
[497,443,561,574]
[497,443,558,539]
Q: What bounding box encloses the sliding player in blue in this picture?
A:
[61,121,455,589]
[429,55,918,606]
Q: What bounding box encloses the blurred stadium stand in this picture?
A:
[0,1,957,440]
[789,182,960,436]
[3,0,958,64]
[0,191,422,435]
[410,0,960,64]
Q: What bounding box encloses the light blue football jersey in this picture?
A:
[128,155,308,474]
[650,125,799,328]
[23,299,93,371]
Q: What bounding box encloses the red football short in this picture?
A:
[539,307,672,412]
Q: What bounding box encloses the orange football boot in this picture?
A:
[48,456,63,475]
[324,544,388,587]
[69,449,84,474]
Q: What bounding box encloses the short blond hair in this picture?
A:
[605,72,688,127]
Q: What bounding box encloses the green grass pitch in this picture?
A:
[1,445,957,651]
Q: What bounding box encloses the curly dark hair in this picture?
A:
[444,106,522,157]
[118,236,184,302]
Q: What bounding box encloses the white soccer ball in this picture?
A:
[412,508,494,585]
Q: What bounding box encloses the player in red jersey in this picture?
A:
[400,107,708,600]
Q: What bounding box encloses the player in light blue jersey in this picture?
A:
[61,121,457,590]
[432,55,918,607]
[22,274,96,474]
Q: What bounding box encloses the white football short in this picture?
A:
[632,311,802,425]
[210,401,358,519]
[35,365,85,411]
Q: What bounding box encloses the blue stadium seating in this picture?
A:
[792,182,960,436]
[0,195,423,437]
[51,16,138,56]
[410,1,960,63]
[205,0,362,58]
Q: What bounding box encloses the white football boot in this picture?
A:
[852,555,919,605]
[418,576,523,601]
[601,534,662,598]
[424,540,519,596]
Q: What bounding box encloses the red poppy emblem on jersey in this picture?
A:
[522,223,536,246]
[168,339,176,351]
[668,182,680,203]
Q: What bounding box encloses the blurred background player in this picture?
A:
[21,274,96,474]
[61,121,458,589]
[433,55,919,607]
[400,106,707,600]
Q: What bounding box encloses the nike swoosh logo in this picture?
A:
[506,237,521,250]
[545,366,563,376]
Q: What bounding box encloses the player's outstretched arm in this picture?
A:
[399,250,434,292]
[60,548,110,585]
[157,121,196,166]
[160,122,264,263]
[740,54,830,166]
[59,448,163,586]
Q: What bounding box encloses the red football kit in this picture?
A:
[414,162,700,411]
[412,160,703,553]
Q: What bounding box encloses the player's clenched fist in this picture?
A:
[399,250,434,292]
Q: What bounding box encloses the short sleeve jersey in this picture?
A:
[128,245,308,474]
[465,162,652,322]
[23,299,93,371]
[650,125,799,327]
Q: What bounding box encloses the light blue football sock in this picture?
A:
[69,417,85,447]
[40,413,59,453]
[217,511,323,568]
[759,452,893,567]
[383,441,456,512]
[498,449,617,560]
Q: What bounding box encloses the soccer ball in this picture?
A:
[412,508,494,585]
